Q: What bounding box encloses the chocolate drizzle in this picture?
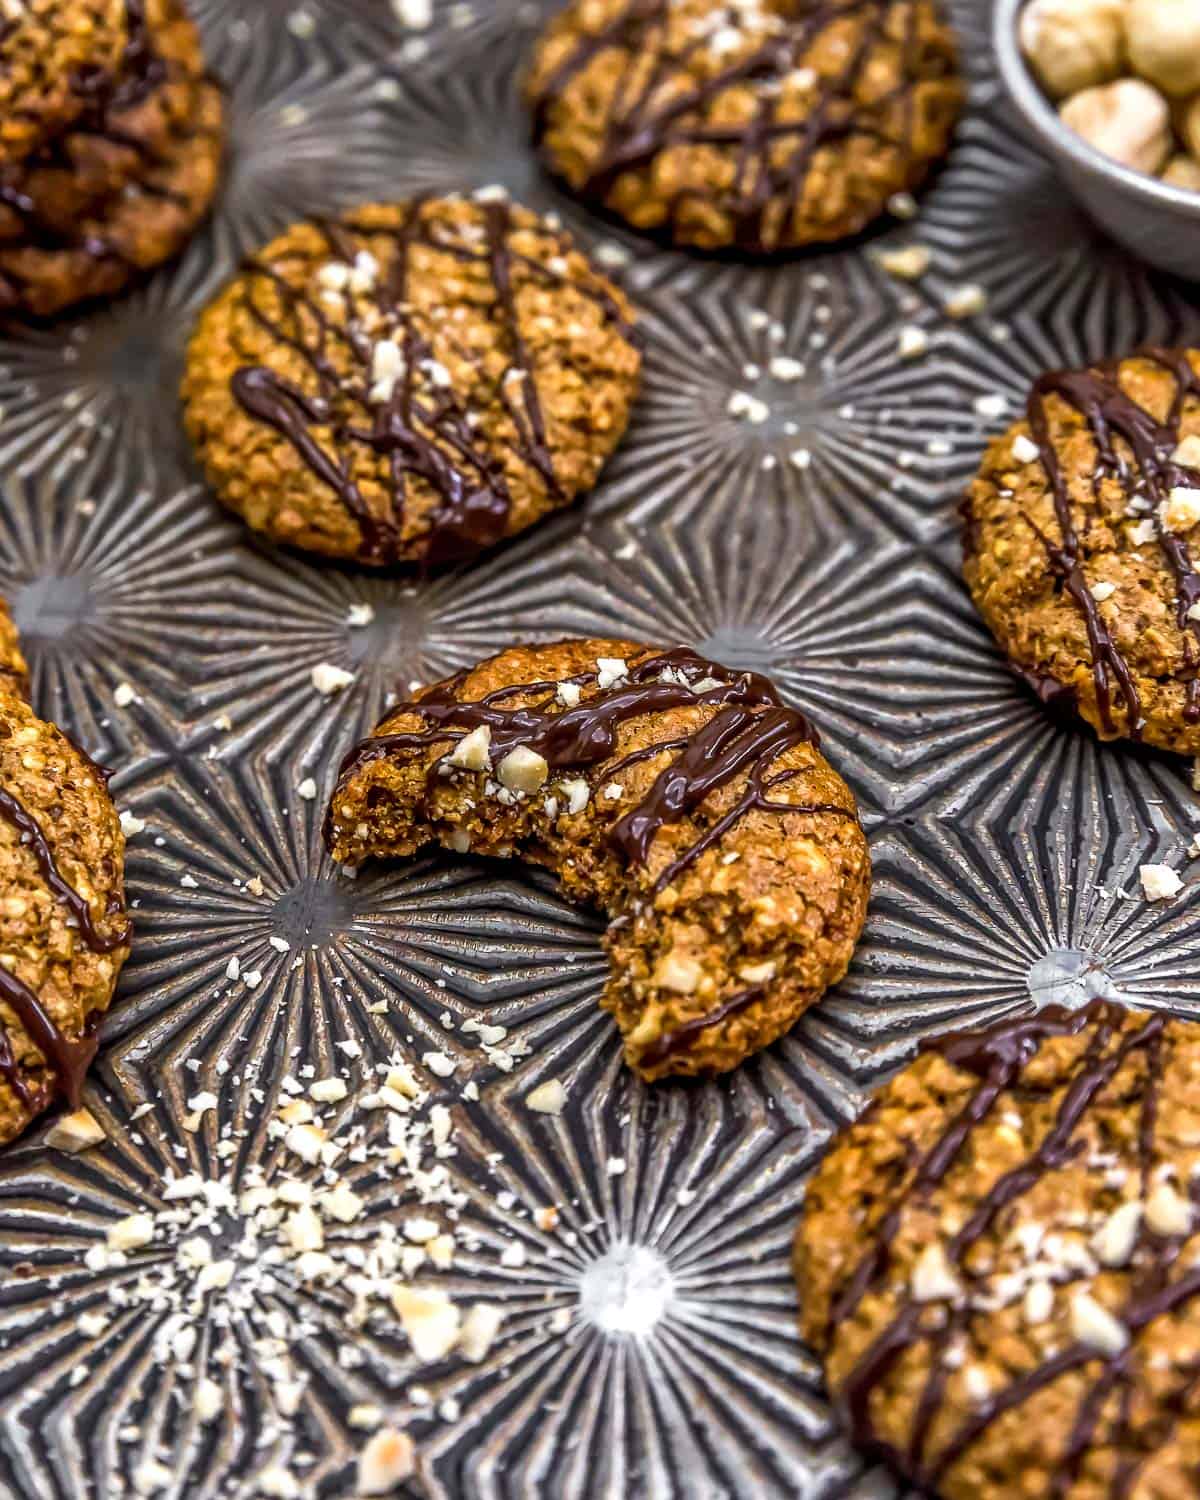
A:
[638,983,764,1066]
[530,0,958,252]
[1020,346,1200,736]
[0,778,129,1110]
[329,646,856,1060]
[230,199,637,567]
[828,1000,1200,1492]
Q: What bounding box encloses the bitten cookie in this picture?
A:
[796,1000,1200,1500]
[963,346,1200,752]
[0,0,129,165]
[526,0,964,252]
[0,593,27,694]
[181,195,642,568]
[0,687,130,1146]
[325,639,870,1079]
[0,72,223,317]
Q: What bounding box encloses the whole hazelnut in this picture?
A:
[1162,153,1200,190]
[1019,0,1126,100]
[1060,77,1173,175]
[1126,0,1200,98]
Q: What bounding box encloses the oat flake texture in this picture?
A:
[1,0,1199,1497]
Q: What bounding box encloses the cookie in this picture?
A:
[0,0,129,165]
[325,639,870,1078]
[0,592,27,695]
[963,346,1200,752]
[0,0,209,243]
[526,0,964,252]
[0,72,223,318]
[180,194,642,568]
[796,1000,1200,1500]
[0,686,130,1146]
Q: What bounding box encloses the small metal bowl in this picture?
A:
[993,0,1200,281]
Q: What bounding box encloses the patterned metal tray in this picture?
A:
[2,1,1199,1496]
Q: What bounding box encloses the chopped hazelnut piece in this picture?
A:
[45,1107,106,1153]
[446,724,491,772]
[1070,1290,1128,1355]
[497,745,549,793]
[910,1243,962,1303]
[459,1302,505,1362]
[525,1079,568,1114]
[652,952,702,993]
[357,1428,416,1494]
[391,1285,461,1362]
[1140,863,1183,900]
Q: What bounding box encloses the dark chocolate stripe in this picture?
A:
[0,787,130,952]
[638,983,764,1067]
[0,964,98,1110]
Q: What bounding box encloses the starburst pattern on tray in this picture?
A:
[812,789,1200,1091]
[363,19,587,230]
[0,460,232,756]
[0,270,217,471]
[619,272,1025,547]
[911,108,1199,332]
[182,512,607,760]
[0,1012,867,1500]
[215,52,405,267]
[0,0,1199,1496]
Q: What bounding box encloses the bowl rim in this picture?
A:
[991,0,1200,217]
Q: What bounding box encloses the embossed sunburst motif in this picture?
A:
[396,1066,862,1500]
[0,465,233,756]
[814,792,1200,1093]
[0,270,216,471]
[614,260,1020,547]
[0,0,1198,1496]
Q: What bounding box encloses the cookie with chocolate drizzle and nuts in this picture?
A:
[526,0,964,252]
[963,347,1200,751]
[0,70,223,318]
[325,638,870,1079]
[0,593,27,695]
[181,195,641,568]
[0,0,129,165]
[796,1000,1200,1500]
[0,685,130,1146]
[0,0,210,248]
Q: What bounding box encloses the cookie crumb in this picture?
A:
[898,326,929,359]
[45,1108,106,1153]
[1071,1290,1128,1356]
[943,283,987,319]
[525,1079,567,1114]
[874,244,931,279]
[311,662,355,695]
[1140,863,1183,900]
[727,390,770,423]
[358,1428,416,1494]
[888,191,919,219]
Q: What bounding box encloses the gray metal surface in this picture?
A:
[0,1,1197,1496]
